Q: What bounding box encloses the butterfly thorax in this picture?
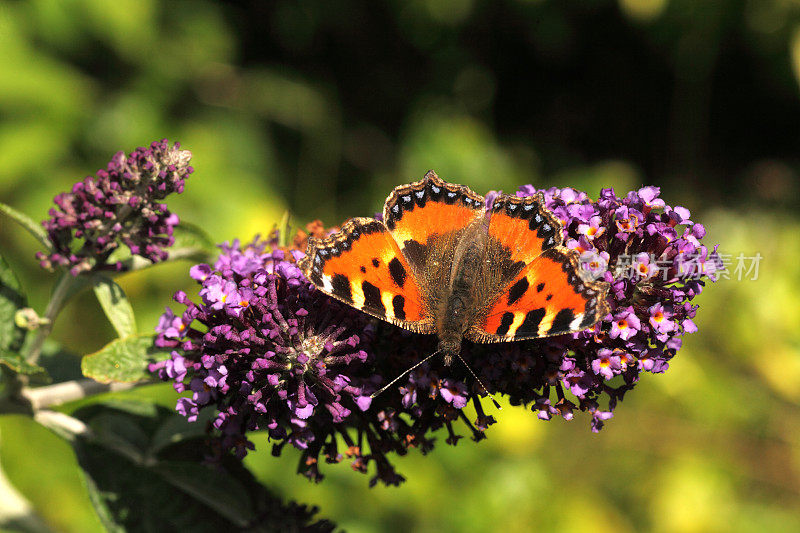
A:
[436,219,488,365]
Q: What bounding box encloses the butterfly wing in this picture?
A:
[382,171,486,312]
[299,217,435,333]
[467,193,610,342]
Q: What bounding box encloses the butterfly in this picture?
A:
[298,171,610,369]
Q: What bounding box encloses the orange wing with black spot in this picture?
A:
[467,194,609,342]
[382,170,485,276]
[486,193,563,264]
[298,217,435,333]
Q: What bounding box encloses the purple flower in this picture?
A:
[439,379,469,409]
[589,404,614,433]
[591,348,622,380]
[637,186,666,209]
[579,250,609,281]
[577,215,606,241]
[37,140,192,275]
[200,277,240,312]
[151,237,435,485]
[648,303,676,334]
[155,307,193,339]
[560,359,592,396]
[614,205,644,235]
[190,264,212,281]
[565,235,593,255]
[504,182,720,432]
[609,307,641,340]
[631,252,658,280]
[534,397,557,420]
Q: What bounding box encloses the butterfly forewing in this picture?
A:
[382,171,486,308]
[298,217,436,333]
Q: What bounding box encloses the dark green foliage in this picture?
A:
[72,402,335,532]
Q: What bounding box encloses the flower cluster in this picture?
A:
[495,184,722,430]
[37,139,192,275]
[151,234,500,485]
[151,237,384,477]
[152,184,720,484]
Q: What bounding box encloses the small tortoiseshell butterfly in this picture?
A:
[299,171,610,367]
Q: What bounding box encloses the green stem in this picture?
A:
[25,272,79,365]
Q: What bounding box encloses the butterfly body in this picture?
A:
[434,217,489,364]
[299,171,609,366]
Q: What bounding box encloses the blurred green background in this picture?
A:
[1,0,799,531]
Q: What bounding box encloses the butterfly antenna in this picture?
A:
[370,350,442,400]
[453,351,502,411]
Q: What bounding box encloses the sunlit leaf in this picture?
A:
[0,349,45,377]
[0,445,50,533]
[92,275,136,338]
[81,335,162,384]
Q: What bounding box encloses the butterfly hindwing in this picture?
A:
[469,247,610,342]
[298,217,435,333]
[467,193,609,342]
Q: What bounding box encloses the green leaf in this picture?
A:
[148,408,214,455]
[155,462,255,524]
[172,221,215,254]
[92,275,136,338]
[81,335,163,383]
[0,253,26,353]
[36,339,83,383]
[0,349,46,377]
[0,202,52,252]
[57,271,100,307]
[0,446,51,533]
[105,245,133,267]
[70,403,334,532]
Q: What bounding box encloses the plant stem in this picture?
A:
[21,379,142,410]
[33,410,89,441]
[25,272,79,365]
